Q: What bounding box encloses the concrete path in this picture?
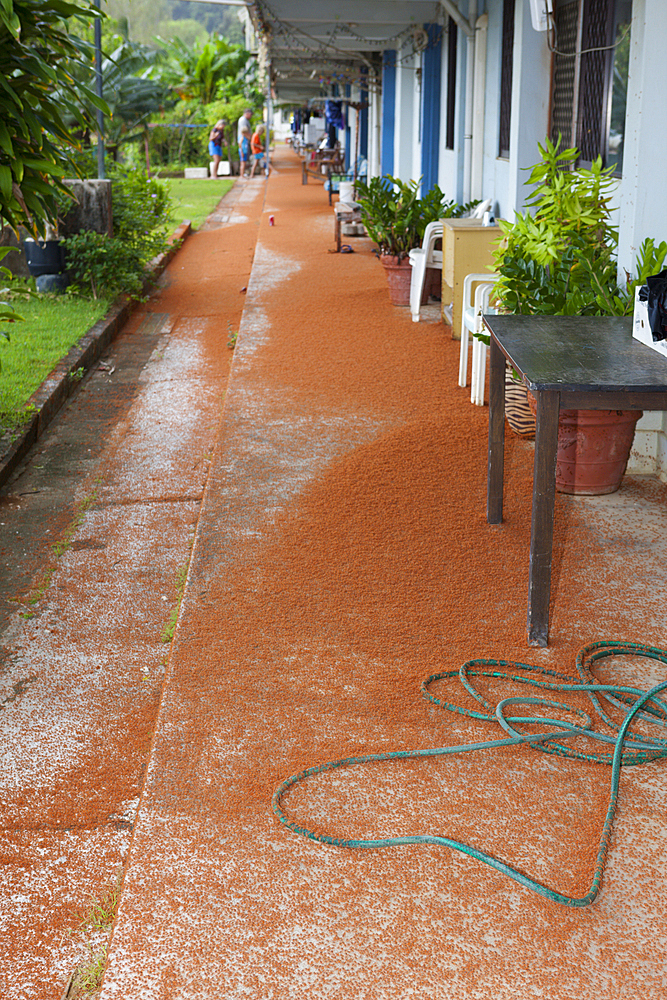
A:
[94,149,667,998]
[2,148,667,999]
[0,177,265,999]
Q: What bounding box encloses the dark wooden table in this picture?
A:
[484,314,667,647]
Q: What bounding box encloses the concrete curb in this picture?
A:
[0,220,192,491]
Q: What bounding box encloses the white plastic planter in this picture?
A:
[633,286,667,358]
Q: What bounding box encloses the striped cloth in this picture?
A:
[505,365,536,438]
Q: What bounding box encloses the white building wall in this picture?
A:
[618,0,667,274]
[436,0,549,219]
[504,0,551,218]
[368,75,382,180]
[479,0,509,218]
[618,0,667,479]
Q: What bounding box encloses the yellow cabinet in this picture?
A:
[441,219,500,339]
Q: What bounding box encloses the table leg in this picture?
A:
[527,390,560,647]
[487,336,505,524]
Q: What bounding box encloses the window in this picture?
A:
[445,17,457,150]
[550,0,632,173]
[498,0,516,158]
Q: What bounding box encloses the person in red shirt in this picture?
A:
[249,125,270,178]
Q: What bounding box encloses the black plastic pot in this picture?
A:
[22,238,65,276]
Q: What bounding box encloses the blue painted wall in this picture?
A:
[420,24,442,192]
[381,51,396,176]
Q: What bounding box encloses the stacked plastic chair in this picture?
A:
[458,272,499,405]
[409,221,444,323]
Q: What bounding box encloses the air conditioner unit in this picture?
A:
[529,0,553,31]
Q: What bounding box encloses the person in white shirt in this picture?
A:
[237,109,252,178]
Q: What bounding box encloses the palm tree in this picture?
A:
[154,34,250,105]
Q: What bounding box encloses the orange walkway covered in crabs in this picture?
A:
[96,147,667,998]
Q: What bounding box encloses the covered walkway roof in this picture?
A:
[248,0,466,103]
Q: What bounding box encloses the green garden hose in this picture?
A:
[272,640,667,907]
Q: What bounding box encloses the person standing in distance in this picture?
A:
[208,119,227,179]
[249,125,270,178]
[237,109,252,178]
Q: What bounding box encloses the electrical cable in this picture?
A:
[547,13,632,59]
[272,640,667,908]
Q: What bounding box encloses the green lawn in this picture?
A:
[0,295,109,430]
[167,177,235,230]
[0,177,234,432]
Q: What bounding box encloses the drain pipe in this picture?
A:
[463,0,477,204]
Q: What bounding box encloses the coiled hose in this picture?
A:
[272,640,667,907]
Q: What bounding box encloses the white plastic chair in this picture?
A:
[458,272,499,405]
[470,197,493,220]
[409,221,444,322]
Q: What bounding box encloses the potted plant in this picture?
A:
[490,137,667,494]
[356,175,476,305]
[21,186,74,280]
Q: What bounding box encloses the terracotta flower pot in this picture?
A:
[554,408,642,495]
[527,392,641,495]
[379,254,412,306]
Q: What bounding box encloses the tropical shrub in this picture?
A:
[63,166,171,299]
[146,104,210,169]
[0,0,106,234]
[493,138,667,316]
[356,175,478,260]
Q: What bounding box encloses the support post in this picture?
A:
[527,390,560,647]
[94,5,105,180]
[487,336,506,524]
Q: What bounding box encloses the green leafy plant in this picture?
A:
[356,175,478,260]
[0,0,108,235]
[63,166,171,299]
[76,883,120,933]
[0,247,25,338]
[493,137,667,317]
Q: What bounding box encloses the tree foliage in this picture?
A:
[0,0,106,233]
[63,34,171,158]
[104,0,244,47]
[153,33,250,105]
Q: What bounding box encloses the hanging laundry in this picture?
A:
[325,100,344,131]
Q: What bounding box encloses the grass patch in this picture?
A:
[76,883,121,934]
[166,177,234,229]
[161,560,190,643]
[67,877,122,997]
[0,295,108,431]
